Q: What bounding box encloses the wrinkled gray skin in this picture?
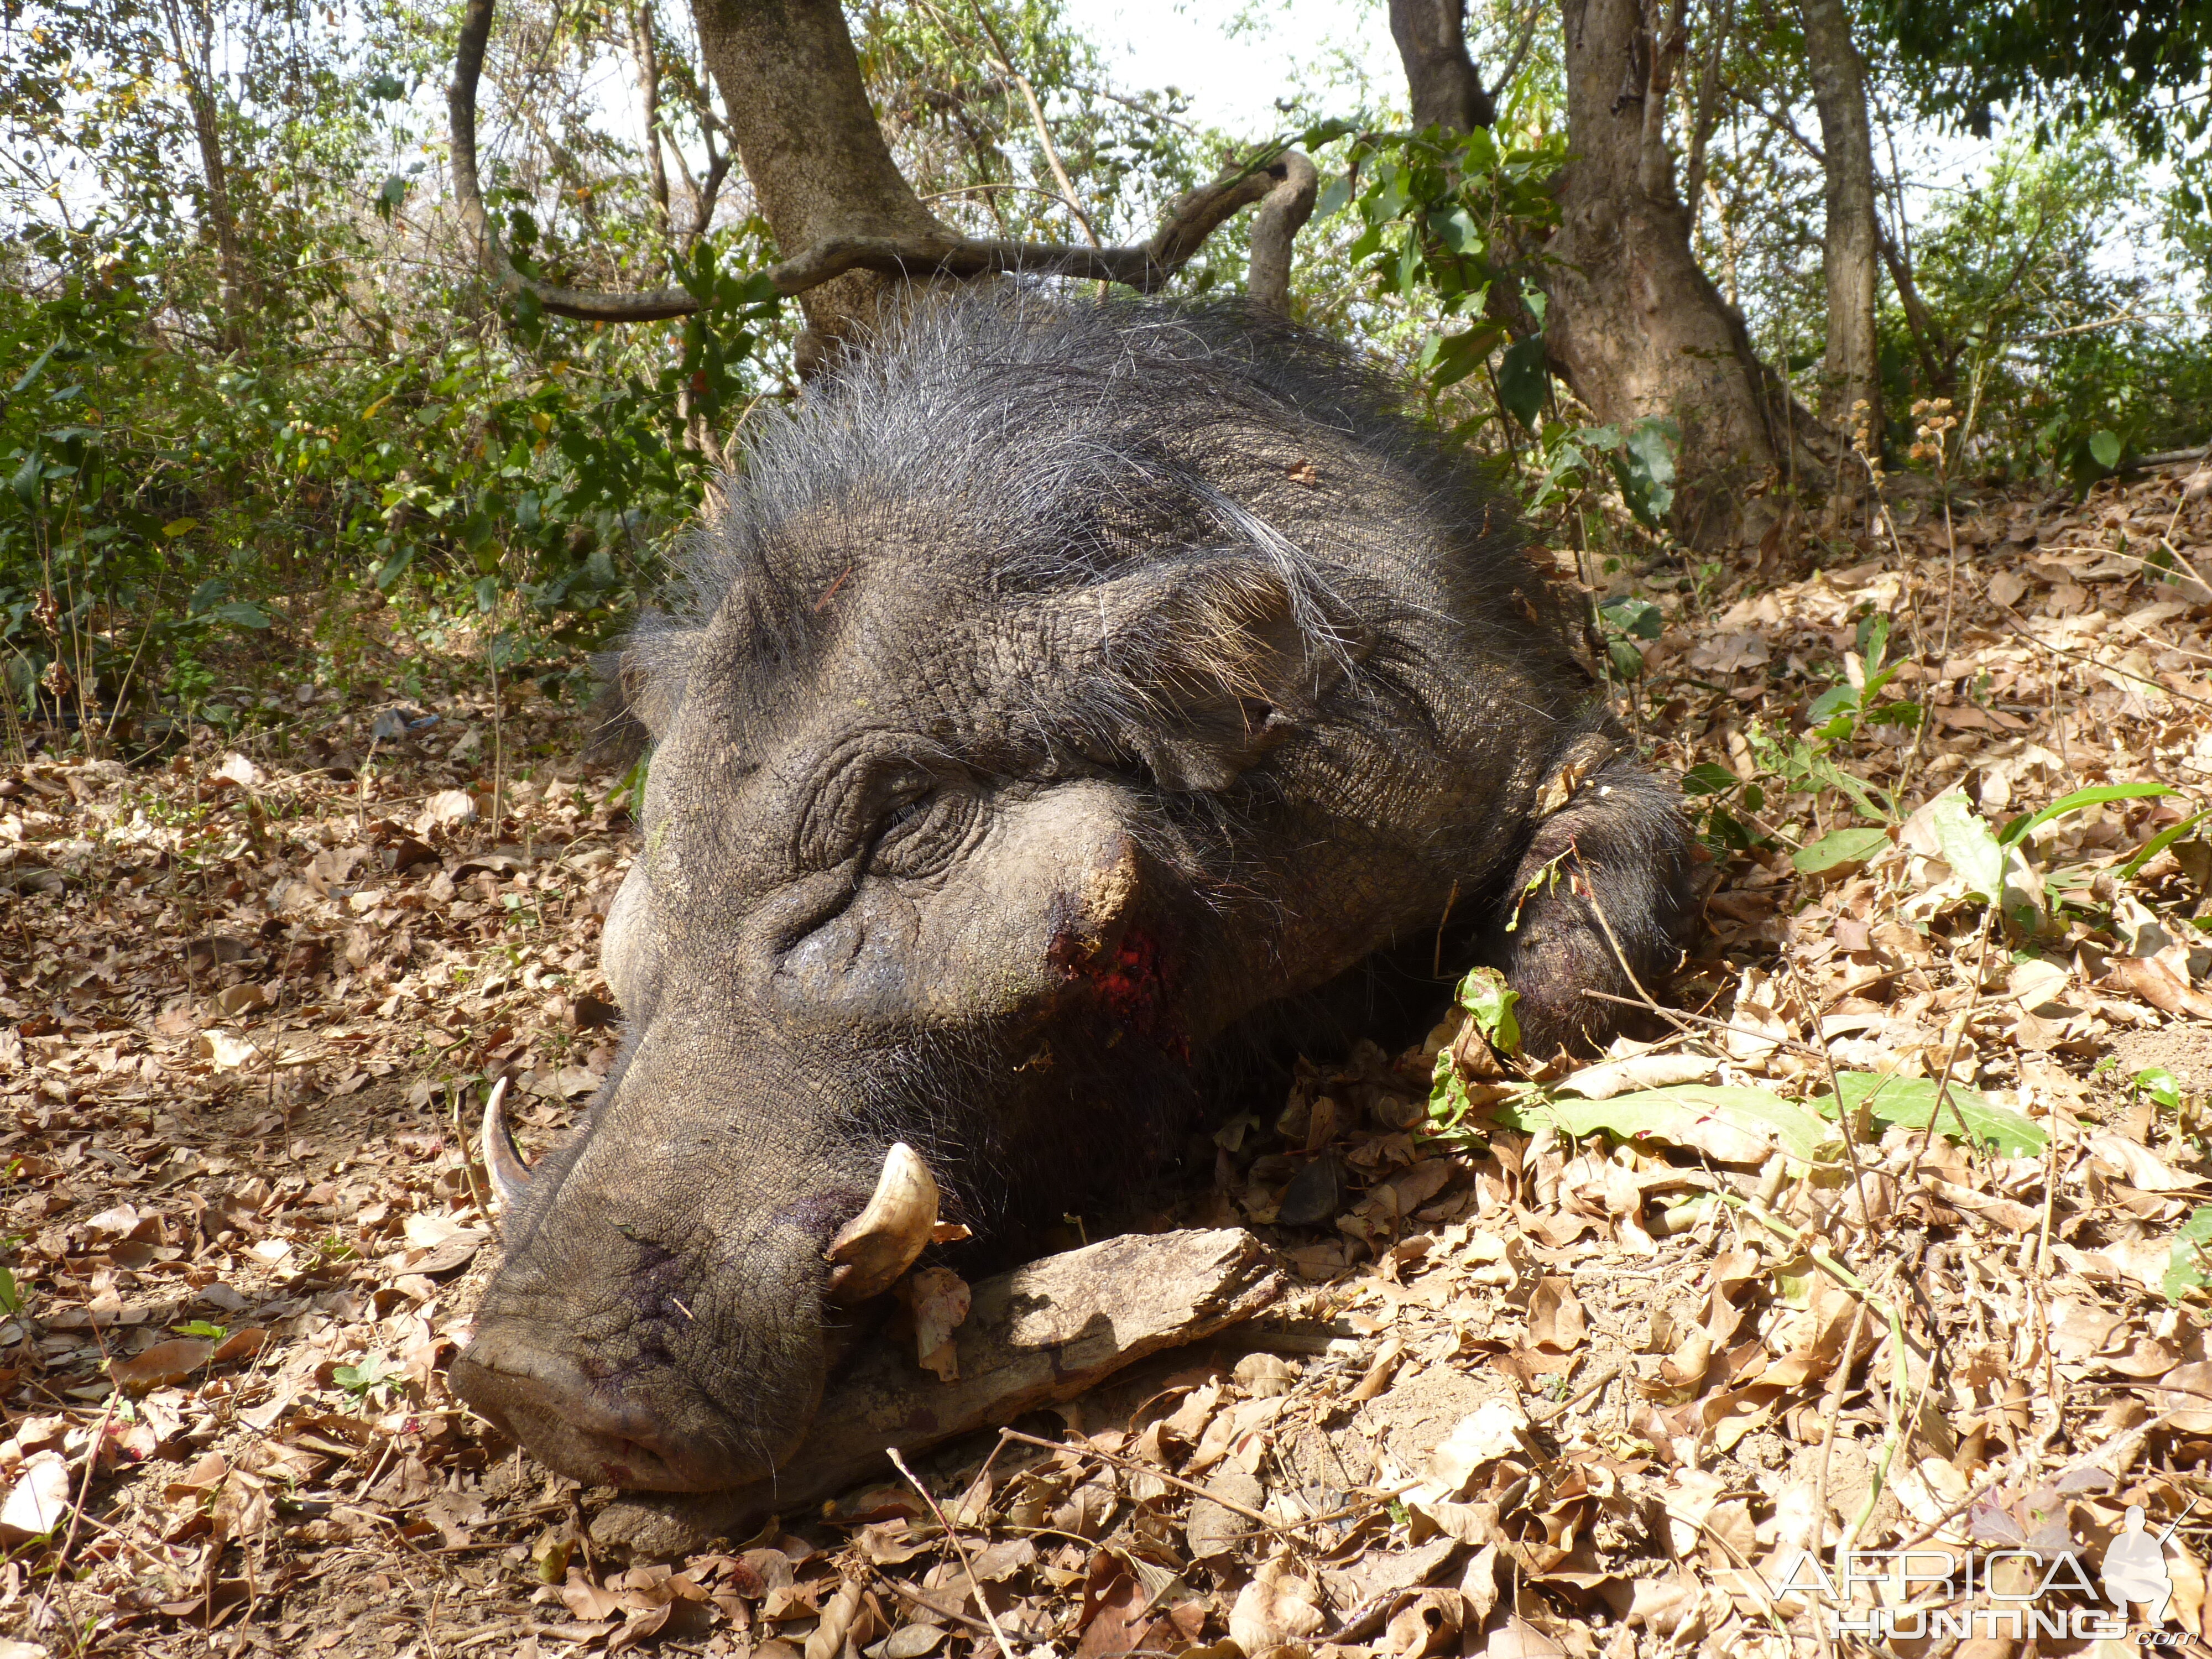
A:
[452,296,1691,1492]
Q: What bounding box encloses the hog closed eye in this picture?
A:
[866,785,980,878]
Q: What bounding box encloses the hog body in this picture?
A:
[453,296,1692,1491]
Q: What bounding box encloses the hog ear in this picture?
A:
[586,632,696,763]
[1066,560,1370,793]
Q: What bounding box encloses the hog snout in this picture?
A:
[457,1135,943,1491]
[451,1327,758,1493]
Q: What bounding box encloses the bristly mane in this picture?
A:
[591,291,1589,771]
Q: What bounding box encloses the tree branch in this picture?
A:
[1389,0,1495,133]
[631,3,672,229]
[1246,150,1319,314]
[1681,0,1734,209]
[448,0,1311,322]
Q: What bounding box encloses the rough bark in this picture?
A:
[1389,0,1496,132]
[450,0,1318,345]
[1799,0,1880,476]
[588,1228,1285,1559]
[686,0,951,358]
[1545,0,1815,545]
[631,4,674,232]
[1879,227,1956,397]
[1247,152,1320,314]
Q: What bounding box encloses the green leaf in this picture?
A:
[1496,333,1549,428]
[2120,813,2206,881]
[9,448,40,508]
[1929,792,2006,900]
[0,1262,20,1319]
[1426,325,1504,390]
[171,1319,227,1340]
[1793,826,1891,875]
[1599,595,1663,639]
[333,1352,396,1395]
[1813,1072,2046,1156]
[2089,429,2122,470]
[1453,966,1521,1055]
[2135,1065,2183,1112]
[1855,612,1891,672]
[1488,1084,1834,1168]
[1314,173,1352,220]
[208,601,270,629]
[1998,781,2173,847]
[2164,1204,2212,1302]
[1432,205,1481,255]
[161,517,198,538]
[1613,417,1678,528]
[1680,762,1739,796]
[1806,684,1860,725]
[9,341,58,397]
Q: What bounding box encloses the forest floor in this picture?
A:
[4,457,2212,1659]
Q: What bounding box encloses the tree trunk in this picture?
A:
[686,0,954,364]
[631,3,674,233]
[1545,0,1810,546]
[1799,0,1879,493]
[1389,0,1495,132]
[158,0,247,349]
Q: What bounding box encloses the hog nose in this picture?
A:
[452,1329,790,1492]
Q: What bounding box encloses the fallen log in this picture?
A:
[590,1226,1284,1558]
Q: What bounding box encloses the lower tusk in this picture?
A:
[481,1077,534,1213]
[823,1142,938,1303]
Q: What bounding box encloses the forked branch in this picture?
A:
[448,0,1315,321]
[1247,151,1319,314]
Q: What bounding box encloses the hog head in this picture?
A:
[452,297,1691,1490]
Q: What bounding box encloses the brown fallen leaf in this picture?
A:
[0,1452,72,1540]
[111,1337,215,1393]
[1526,1278,1587,1353]
[1384,1588,1465,1658]
[2104,955,2212,1019]
[212,1327,272,1364]
[1229,1556,1326,1656]
[909,1265,971,1381]
[1076,1569,1149,1659]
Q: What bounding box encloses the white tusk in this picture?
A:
[823,1142,939,1303]
[480,1077,533,1214]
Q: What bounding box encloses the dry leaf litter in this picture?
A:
[3,461,2212,1658]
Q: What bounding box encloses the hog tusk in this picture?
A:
[481,1077,534,1213]
[823,1142,939,1303]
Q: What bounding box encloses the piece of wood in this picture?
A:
[590,1227,1284,1558]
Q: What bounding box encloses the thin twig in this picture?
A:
[1908,905,1995,1170]
[1782,952,1877,1224]
[866,1567,996,1635]
[993,1428,1300,1536]
[958,0,1099,249]
[1811,1293,1872,1547]
[1568,849,1665,1012]
[1987,597,2212,712]
[1726,1198,1920,1556]
[886,1446,1019,1659]
[452,1081,491,1221]
[1578,989,1833,1063]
